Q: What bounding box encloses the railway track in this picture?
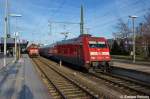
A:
[89,70,150,96]
[32,58,98,99]
[39,57,150,96]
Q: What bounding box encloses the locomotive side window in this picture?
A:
[89,41,107,48]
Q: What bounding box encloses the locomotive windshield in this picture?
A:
[89,41,107,48]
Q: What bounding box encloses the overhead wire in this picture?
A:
[47,0,84,40]
[49,0,66,19]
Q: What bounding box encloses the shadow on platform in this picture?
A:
[18,85,33,99]
[0,63,19,88]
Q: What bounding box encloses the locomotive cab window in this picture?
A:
[89,41,107,48]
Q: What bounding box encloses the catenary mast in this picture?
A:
[80,5,84,35]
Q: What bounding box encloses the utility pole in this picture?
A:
[80,5,84,34]
[48,23,52,35]
[15,32,17,61]
[139,23,143,36]
[129,15,138,63]
[4,0,8,67]
[85,28,90,34]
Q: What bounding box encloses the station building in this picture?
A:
[0,37,28,56]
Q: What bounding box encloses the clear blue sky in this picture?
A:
[0,0,150,44]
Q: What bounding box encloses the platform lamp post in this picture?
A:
[3,0,8,67]
[129,15,138,63]
[9,14,22,61]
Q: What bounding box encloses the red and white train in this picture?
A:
[39,34,111,71]
[27,44,39,57]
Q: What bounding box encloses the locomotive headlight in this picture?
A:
[90,52,98,55]
[102,52,110,55]
[105,56,110,58]
[91,57,95,59]
[86,61,90,63]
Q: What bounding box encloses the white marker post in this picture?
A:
[59,60,62,67]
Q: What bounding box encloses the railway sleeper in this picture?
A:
[50,93,63,99]
[127,85,142,88]
[73,97,92,99]
[129,86,149,91]
[50,92,61,97]
[47,85,62,98]
[48,84,58,89]
[50,82,76,89]
[53,80,69,83]
[49,89,59,93]
[66,93,88,98]
[59,88,81,92]
[51,79,67,83]
[54,81,72,85]
[115,81,137,86]
[64,91,87,97]
[118,81,136,85]
[63,90,83,95]
[52,77,64,80]
[52,96,62,99]
[123,84,143,89]
[59,87,80,91]
[58,83,75,86]
[57,86,78,90]
[113,82,150,95]
[56,84,76,87]
[102,78,116,82]
[53,78,67,81]
[115,82,127,85]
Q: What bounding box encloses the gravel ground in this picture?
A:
[41,57,124,99]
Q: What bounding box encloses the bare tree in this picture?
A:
[113,12,150,57]
[142,12,150,57]
[113,19,132,53]
[115,19,131,39]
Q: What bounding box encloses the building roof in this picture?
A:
[0,37,15,44]
[0,37,28,44]
[0,37,28,48]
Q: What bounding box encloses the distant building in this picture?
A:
[0,37,28,53]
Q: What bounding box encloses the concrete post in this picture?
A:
[59,60,62,67]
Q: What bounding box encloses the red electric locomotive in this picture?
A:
[40,34,111,71]
[27,44,39,57]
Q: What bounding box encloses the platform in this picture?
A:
[0,54,50,99]
[0,53,14,70]
[111,58,150,83]
[112,58,150,74]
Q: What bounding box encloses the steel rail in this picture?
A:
[33,58,98,99]
[89,70,150,96]
[38,58,98,99]
[40,57,150,96]
[32,58,65,99]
